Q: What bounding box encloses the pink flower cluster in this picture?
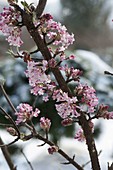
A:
[37,14,75,53]
[40,117,51,132]
[76,84,98,113]
[60,65,82,82]
[0,7,23,47]
[75,121,94,142]
[15,103,40,125]
[46,19,75,51]
[61,118,73,126]
[52,89,80,118]
[74,129,85,142]
[48,145,59,154]
[97,104,113,119]
[25,60,55,96]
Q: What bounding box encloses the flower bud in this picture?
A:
[6,127,18,136]
[61,118,73,126]
[48,145,59,154]
[40,117,51,132]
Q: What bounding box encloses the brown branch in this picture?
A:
[0,85,17,113]
[0,137,19,147]
[108,163,113,170]
[23,133,83,170]
[35,0,47,18]
[0,106,20,138]
[21,149,34,170]
[104,71,113,76]
[0,137,17,170]
[79,113,101,170]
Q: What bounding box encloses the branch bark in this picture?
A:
[35,0,47,18]
[0,137,16,170]
[79,113,101,170]
[23,133,83,170]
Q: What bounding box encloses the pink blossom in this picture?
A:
[46,19,75,51]
[48,58,57,68]
[42,95,49,102]
[40,117,51,132]
[74,129,85,142]
[0,7,23,47]
[76,84,98,113]
[61,118,73,126]
[48,145,59,154]
[15,103,40,125]
[69,54,76,60]
[97,104,113,119]
[60,65,82,82]
[36,16,75,53]
[52,89,80,118]
[25,61,55,96]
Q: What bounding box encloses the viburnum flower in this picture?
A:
[74,129,85,142]
[61,118,73,126]
[40,117,51,132]
[76,83,98,113]
[52,89,80,118]
[75,121,94,142]
[6,127,18,136]
[46,19,75,50]
[0,7,23,47]
[36,14,75,53]
[60,65,82,82]
[15,103,40,125]
[25,60,55,96]
[48,145,59,154]
[97,104,113,119]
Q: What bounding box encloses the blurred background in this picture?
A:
[1,0,113,169]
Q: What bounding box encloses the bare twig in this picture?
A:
[104,71,113,76]
[82,150,102,168]
[22,133,83,170]
[0,137,20,147]
[0,123,13,127]
[21,149,34,170]
[30,49,39,55]
[0,106,20,137]
[108,162,113,170]
[0,85,16,113]
[0,137,17,170]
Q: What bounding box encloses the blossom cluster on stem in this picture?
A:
[15,103,40,125]
[0,7,23,47]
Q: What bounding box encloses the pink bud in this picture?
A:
[40,117,51,132]
[48,145,59,154]
[61,118,73,126]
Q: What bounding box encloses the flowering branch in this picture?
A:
[23,132,83,170]
[17,4,100,170]
[1,0,113,169]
